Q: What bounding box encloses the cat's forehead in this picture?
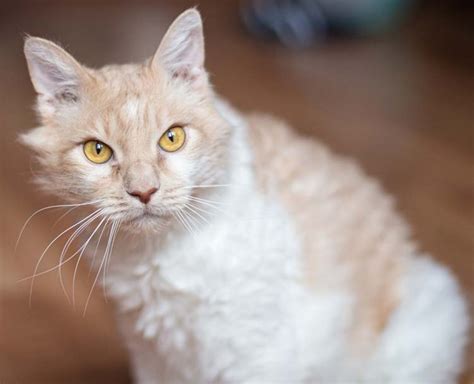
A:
[83,64,202,141]
[78,62,214,143]
[93,64,158,97]
[90,63,198,113]
[86,99,162,146]
[86,65,162,122]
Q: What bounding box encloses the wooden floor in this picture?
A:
[0,1,472,383]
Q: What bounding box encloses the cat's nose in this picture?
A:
[127,187,158,204]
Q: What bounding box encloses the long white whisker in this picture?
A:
[58,210,103,276]
[175,210,190,232]
[26,208,102,307]
[18,217,106,282]
[71,216,107,309]
[187,196,225,209]
[179,184,236,190]
[172,211,192,237]
[15,200,101,252]
[175,209,197,238]
[52,206,80,228]
[58,209,104,303]
[101,223,115,302]
[187,196,232,218]
[181,208,200,230]
[188,195,227,206]
[88,220,109,277]
[102,220,121,302]
[83,221,116,317]
[185,200,218,217]
[184,203,211,225]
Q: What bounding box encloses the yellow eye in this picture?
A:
[83,140,113,164]
[158,126,186,152]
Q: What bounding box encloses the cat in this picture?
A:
[22,8,469,384]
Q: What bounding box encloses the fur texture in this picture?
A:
[22,9,469,384]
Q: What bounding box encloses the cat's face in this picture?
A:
[22,10,231,232]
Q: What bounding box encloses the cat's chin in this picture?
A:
[122,212,169,234]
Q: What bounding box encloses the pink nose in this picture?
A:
[127,187,158,204]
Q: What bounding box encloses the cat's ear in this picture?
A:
[152,9,207,86]
[24,37,89,113]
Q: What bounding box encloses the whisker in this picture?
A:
[174,210,191,234]
[71,217,107,309]
[187,196,233,218]
[18,217,106,282]
[83,220,118,316]
[187,195,225,209]
[180,209,202,233]
[58,209,104,303]
[15,200,101,252]
[52,206,80,228]
[183,203,211,225]
[172,211,193,237]
[179,183,237,189]
[178,209,198,237]
[25,208,102,307]
[102,220,121,302]
[188,195,227,206]
[184,200,218,217]
[88,220,110,277]
[99,222,114,304]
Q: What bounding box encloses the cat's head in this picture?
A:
[21,9,231,232]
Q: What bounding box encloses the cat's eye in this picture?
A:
[83,140,113,164]
[158,126,186,152]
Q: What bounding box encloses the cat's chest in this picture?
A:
[109,191,303,343]
[153,192,301,296]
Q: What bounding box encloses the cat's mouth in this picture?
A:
[129,210,161,222]
[122,210,167,232]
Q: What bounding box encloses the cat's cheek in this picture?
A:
[162,153,194,182]
[159,129,200,180]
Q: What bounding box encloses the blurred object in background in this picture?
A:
[242,0,412,47]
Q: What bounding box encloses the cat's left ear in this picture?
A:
[152,9,207,87]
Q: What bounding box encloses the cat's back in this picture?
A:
[245,112,413,279]
[246,113,426,336]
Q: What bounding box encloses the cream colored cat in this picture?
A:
[22,9,469,384]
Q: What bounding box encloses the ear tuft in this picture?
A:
[24,37,86,102]
[152,9,206,84]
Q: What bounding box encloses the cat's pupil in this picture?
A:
[95,142,103,154]
[167,131,175,142]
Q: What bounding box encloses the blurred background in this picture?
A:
[0,0,472,383]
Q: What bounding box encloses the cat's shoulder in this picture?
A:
[244,112,365,195]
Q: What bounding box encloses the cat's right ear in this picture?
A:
[24,37,89,116]
[151,9,207,88]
